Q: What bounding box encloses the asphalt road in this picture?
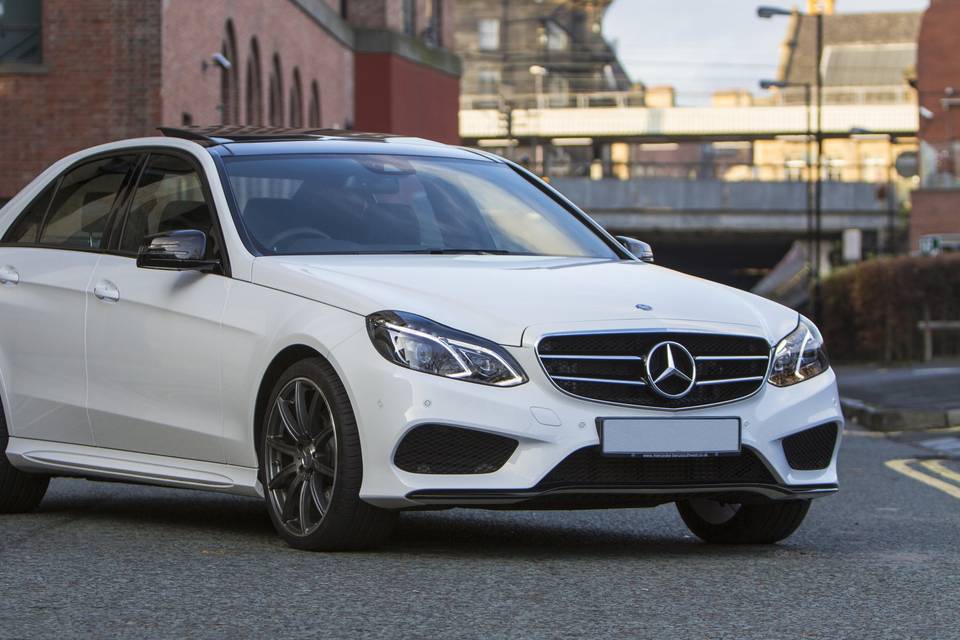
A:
[1,430,958,640]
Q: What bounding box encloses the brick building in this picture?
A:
[910,0,960,252]
[0,0,460,200]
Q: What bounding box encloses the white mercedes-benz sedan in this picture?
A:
[0,127,842,550]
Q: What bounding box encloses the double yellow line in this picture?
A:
[885,458,960,499]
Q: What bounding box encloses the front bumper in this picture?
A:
[331,329,843,509]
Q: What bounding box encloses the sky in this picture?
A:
[603,0,930,105]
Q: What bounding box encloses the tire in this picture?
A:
[677,498,810,544]
[0,400,49,514]
[259,357,396,551]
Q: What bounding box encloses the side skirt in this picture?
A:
[5,437,262,498]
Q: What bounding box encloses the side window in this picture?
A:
[38,155,138,250]
[2,182,55,245]
[119,154,220,259]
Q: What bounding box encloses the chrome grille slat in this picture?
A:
[552,375,647,386]
[540,354,643,361]
[537,331,771,409]
[695,376,766,386]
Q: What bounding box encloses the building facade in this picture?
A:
[910,0,960,252]
[0,0,460,200]
[455,0,633,111]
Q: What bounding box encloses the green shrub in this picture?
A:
[820,254,960,362]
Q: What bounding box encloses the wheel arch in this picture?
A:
[253,344,323,460]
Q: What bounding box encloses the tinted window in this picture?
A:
[223,154,618,258]
[2,182,55,244]
[119,154,220,259]
[39,155,137,250]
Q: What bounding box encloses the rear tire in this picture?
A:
[259,357,396,551]
[0,401,49,513]
[677,498,810,544]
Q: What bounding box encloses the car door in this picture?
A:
[0,153,139,445]
[85,151,231,462]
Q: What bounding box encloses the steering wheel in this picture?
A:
[265,227,332,252]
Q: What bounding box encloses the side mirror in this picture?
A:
[137,229,220,272]
[616,236,654,263]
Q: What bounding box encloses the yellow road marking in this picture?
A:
[921,459,960,484]
[885,459,960,500]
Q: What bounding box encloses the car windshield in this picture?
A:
[221,153,619,258]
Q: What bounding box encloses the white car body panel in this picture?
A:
[251,254,799,347]
[0,136,843,512]
[0,248,99,445]
[85,254,230,462]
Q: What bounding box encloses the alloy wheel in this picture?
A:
[265,378,338,537]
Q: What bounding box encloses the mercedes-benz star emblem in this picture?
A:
[644,341,697,399]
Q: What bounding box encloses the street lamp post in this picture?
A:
[758,5,825,322]
[761,79,814,285]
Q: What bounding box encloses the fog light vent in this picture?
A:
[394,425,518,475]
[782,423,839,471]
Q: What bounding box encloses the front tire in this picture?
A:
[677,498,810,544]
[0,401,49,514]
[259,358,396,551]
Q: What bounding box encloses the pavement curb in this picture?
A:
[841,397,960,432]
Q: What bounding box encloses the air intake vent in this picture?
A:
[782,423,839,470]
[394,425,518,475]
[537,332,770,409]
[535,447,776,488]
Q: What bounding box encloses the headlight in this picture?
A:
[366,311,527,387]
[768,317,830,387]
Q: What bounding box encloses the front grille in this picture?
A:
[782,423,839,470]
[535,446,776,489]
[537,331,770,409]
[394,425,518,475]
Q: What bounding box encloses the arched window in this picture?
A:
[268,54,284,127]
[308,81,321,128]
[246,38,263,126]
[289,68,303,128]
[220,20,240,124]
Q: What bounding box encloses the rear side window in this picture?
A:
[2,183,55,244]
[38,155,137,250]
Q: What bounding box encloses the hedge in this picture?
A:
[819,254,960,362]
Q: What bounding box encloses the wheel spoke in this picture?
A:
[307,391,321,428]
[277,397,305,443]
[309,474,326,516]
[313,425,334,448]
[298,477,312,533]
[294,381,310,437]
[281,472,306,522]
[268,462,299,490]
[266,435,298,457]
[315,462,335,479]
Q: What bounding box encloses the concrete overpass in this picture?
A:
[552,178,894,289]
[461,103,918,142]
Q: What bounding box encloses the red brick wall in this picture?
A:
[909,1,960,250]
[161,0,353,129]
[0,0,162,198]
[916,0,960,146]
[910,189,960,249]
[354,52,459,143]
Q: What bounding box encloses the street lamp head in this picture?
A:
[757,5,793,18]
[529,65,548,76]
[759,79,787,90]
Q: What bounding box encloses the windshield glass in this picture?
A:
[221,154,619,258]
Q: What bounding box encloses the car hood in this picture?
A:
[251,255,799,346]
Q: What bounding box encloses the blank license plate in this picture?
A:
[600,418,741,457]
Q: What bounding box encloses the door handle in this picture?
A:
[93,280,120,303]
[0,265,19,286]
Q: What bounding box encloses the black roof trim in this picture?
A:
[158,125,422,146]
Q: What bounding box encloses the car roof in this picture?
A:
[159,126,498,162]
